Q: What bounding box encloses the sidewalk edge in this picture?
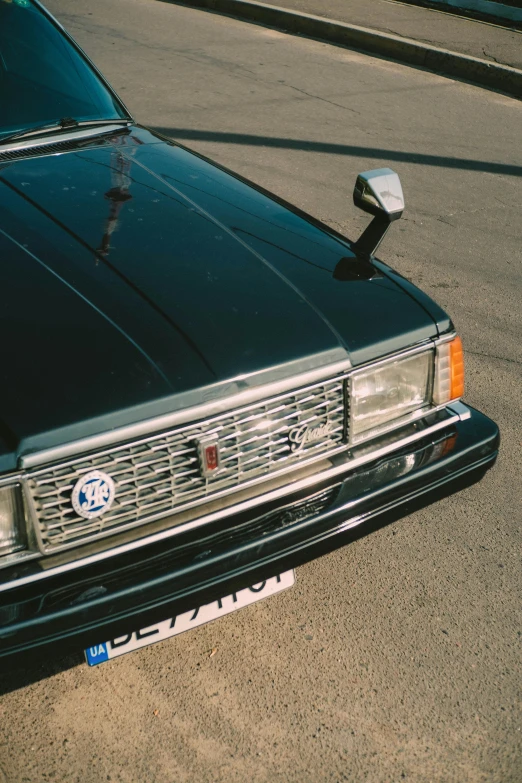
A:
[399,0,522,27]
[155,0,522,99]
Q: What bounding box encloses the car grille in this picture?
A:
[26,375,348,553]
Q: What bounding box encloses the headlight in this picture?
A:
[0,485,26,556]
[350,350,433,441]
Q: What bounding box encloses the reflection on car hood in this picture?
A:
[0,127,447,466]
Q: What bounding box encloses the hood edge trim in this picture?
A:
[20,348,351,469]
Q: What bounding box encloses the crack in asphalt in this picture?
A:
[276,82,361,114]
[482,48,502,65]
[466,349,521,366]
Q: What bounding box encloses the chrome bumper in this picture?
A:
[0,403,498,662]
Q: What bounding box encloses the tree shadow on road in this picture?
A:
[150,127,522,178]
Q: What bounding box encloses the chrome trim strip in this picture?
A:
[350,339,434,373]
[447,401,471,421]
[0,549,40,571]
[434,331,458,346]
[1,407,461,592]
[0,473,22,488]
[22,477,50,557]
[0,126,128,154]
[350,401,448,446]
[20,350,351,468]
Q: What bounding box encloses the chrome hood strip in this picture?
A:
[20,349,351,469]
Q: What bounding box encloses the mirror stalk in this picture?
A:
[352,168,404,259]
[353,215,392,259]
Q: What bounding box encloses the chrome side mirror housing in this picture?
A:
[353,168,404,221]
[353,168,405,258]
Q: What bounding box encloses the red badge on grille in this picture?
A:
[205,444,219,471]
[196,438,221,477]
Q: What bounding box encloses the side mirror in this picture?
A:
[352,168,404,258]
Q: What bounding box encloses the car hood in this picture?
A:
[0,127,448,467]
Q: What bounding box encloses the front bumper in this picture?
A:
[0,404,498,662]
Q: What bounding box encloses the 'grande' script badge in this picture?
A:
[72,470,116,520]
[288,421,335,453]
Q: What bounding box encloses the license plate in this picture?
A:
[85,570,295,666]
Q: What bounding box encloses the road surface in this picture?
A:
[1,1,520,781]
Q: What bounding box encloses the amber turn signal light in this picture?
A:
[449,336,464,399]
[433,336,465,405]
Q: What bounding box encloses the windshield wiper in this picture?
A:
[0,117,133,146]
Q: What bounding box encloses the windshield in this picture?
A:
[0,0,128,140]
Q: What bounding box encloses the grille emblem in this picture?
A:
[288,421,335,453]
[72,470,115,519]
[196,438,221,477]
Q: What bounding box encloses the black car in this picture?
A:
[0,0,498,666]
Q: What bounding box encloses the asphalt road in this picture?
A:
[1,1,521,781]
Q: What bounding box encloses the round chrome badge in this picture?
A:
[72,470,115,520]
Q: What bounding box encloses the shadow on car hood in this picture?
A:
[0,128,446,464]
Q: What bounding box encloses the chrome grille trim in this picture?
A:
[26,375,349,553]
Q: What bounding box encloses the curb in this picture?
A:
[399,0,522,26]
[157,0,522,99]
